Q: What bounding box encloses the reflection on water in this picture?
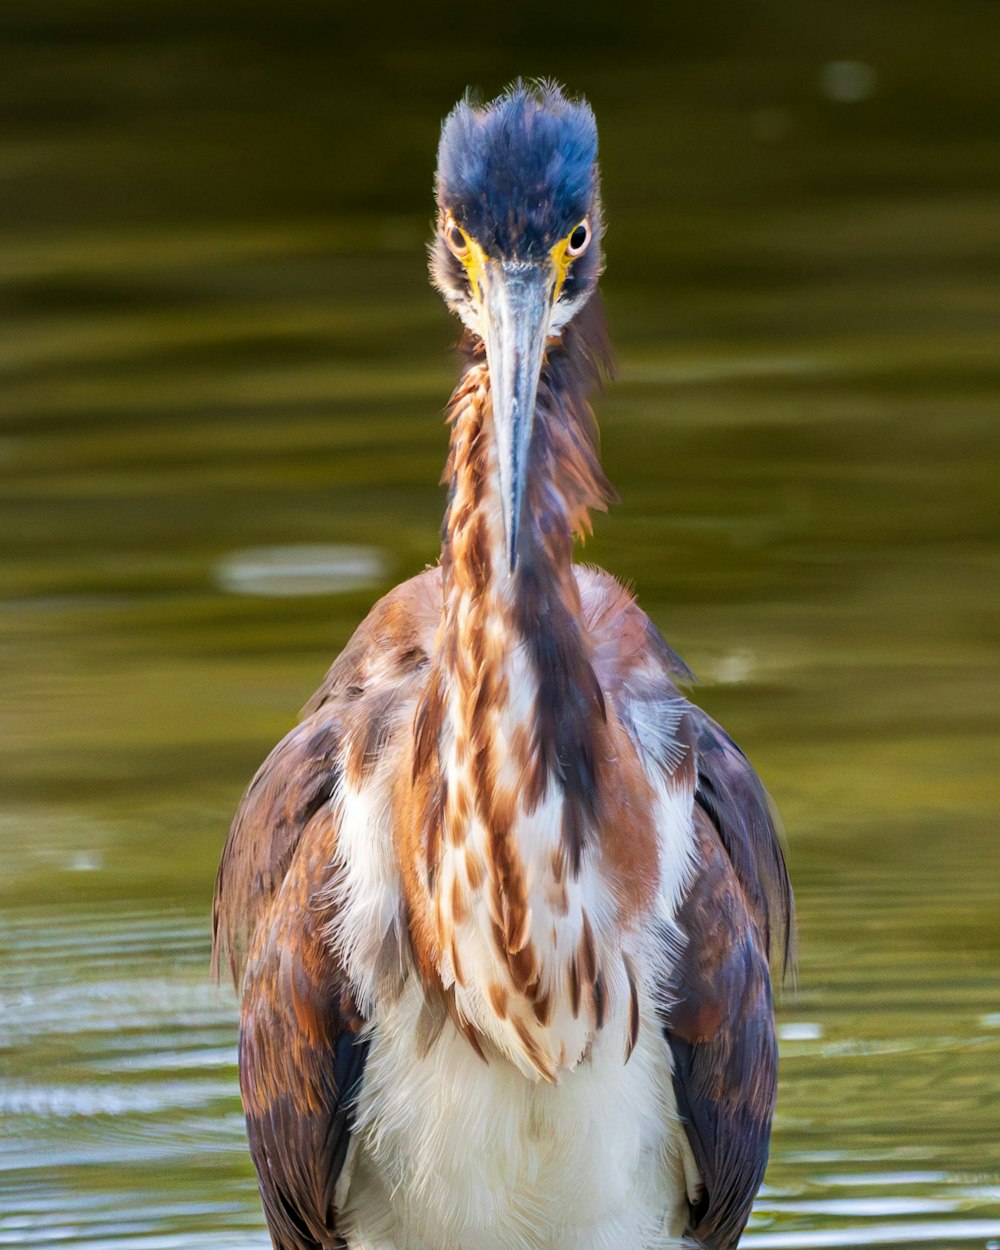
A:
[215,544,388,597]
[2,0,999,1246]
[0,910,252,1248]
[2,909,998,1250]
[743,1224,1000,1249]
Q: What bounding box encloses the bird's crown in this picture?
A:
[435,81,599,259]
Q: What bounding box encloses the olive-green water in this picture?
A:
[2,3,998,1247]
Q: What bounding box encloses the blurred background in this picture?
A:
[1,1,998,1247]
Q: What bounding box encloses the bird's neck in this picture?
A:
[401,309,635,1078]
[440,302,614,624]
[437,310,615,871]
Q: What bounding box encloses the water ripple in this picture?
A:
[0,1078,233,1119]
[215,544,388,597]
[743,1220,1000,1248]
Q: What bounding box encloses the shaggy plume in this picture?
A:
[436,81,600,258]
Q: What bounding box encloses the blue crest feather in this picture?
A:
[436,81,599,258]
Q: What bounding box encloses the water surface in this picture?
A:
[2,3,999,1247]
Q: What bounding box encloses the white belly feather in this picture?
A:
[341,978,695,1250]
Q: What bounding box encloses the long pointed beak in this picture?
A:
[479,260,555,573]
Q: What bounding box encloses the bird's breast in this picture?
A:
[402,623,659,1082]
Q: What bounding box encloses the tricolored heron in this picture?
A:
[214,82,793,1250]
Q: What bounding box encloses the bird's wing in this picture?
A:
[688,706,794,981]
[579,566,793,1250]
[662,799,780,1250]
[236,791,366,1250]
[212,568,442,1249]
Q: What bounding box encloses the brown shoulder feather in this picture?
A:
[212,569,442,988]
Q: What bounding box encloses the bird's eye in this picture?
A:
[567,219,590,256]
[444,218,470,260]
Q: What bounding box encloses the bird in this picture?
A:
[213,81,793,1250]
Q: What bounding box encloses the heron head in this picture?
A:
[431,82,603,570]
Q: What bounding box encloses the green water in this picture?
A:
[2,3,999,1246]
